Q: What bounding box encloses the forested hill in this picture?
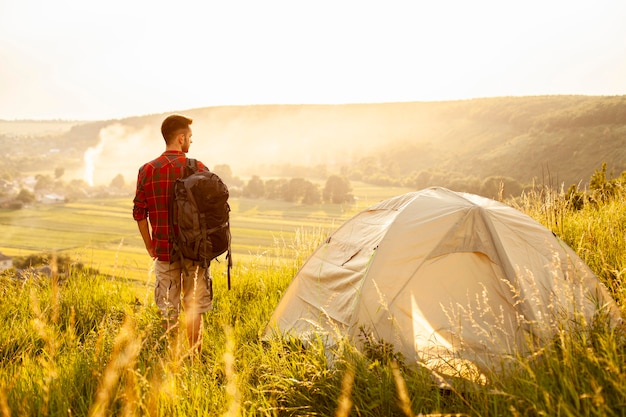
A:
[188,95,626,194]
[2,95,626,195]
[335,95,626,195]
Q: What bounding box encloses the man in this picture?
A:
[133,114,212,353]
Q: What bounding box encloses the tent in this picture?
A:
[265,187,621,375]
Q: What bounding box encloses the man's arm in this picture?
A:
[137,218,156,259]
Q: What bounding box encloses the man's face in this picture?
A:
[181,128,193,153]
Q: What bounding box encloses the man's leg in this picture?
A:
[186,312,203,354]
[181,259,213,354]
[154,260,183,337]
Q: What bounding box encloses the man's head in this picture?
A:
[161,115,193,152]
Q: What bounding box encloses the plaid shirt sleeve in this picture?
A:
[132,165,149,221]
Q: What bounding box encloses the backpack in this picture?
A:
[170,158,232,289]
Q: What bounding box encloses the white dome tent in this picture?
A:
[264,187,621,378]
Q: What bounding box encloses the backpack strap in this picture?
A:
[168,157,199,266]
[185,158,198,176]
[226,230,232,290]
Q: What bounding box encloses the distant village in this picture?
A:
[0,172,133,210]
[0,176,66,207]
[0,172,130,275]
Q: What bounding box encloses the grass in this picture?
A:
[0,200,307,270]
[0,182,399,281]
[0,182,625,416]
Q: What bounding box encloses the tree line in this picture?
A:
[241,174,353,205]
[211,164,354,205]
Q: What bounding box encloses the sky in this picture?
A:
[1,0,626,121]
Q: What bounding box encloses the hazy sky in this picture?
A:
[1,0,625,120]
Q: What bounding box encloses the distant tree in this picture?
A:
[302,181,322,204]
[323,175,353,204]
[404,170,432,189]
[284,178,307,202]
[446,175,483,195]
[355,156,379,178]
[265,178,288,200]
[54,167,65,179]
[110,173,125,188]
[15,188,35,204]
[243,175,265,198]
[480,176,522,200]
[213,164,244,187]
[213,164,233,183]
[34,174,53,191]
[347,167,363,181]
[383,160,401,178]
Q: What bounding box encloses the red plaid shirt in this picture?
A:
[133,150,207,261]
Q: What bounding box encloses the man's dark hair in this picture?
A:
[161,115,193,144]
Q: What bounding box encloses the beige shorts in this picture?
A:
[154,258,213,319]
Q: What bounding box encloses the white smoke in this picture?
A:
[83,139,106,186]
[82,123,159,187]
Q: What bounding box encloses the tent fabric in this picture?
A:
[265,187,621,371]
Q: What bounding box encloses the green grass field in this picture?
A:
[0,181,625,416]
[0,182,412,281]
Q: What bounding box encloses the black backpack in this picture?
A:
[170,158,232,289]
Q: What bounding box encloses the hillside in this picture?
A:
[2,95,625,193]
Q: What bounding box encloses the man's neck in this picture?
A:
[165,145,183,152]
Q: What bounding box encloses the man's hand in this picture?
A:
[146,244,157,259]
[137,219,157,259]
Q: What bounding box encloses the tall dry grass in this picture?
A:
[0,185,624,416]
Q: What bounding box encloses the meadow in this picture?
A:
[0,182,410,282]
[0,181,625,416]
